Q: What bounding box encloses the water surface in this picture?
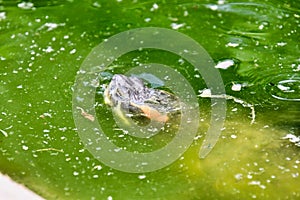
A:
[0,0,299,199]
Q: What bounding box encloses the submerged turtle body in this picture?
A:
[104,74,180,122]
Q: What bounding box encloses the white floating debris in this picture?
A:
[218,0,225,4]
[17,85,23,89]
[65,157,71,162]
[107,196,113,200]
[231,134,237,139]
[215,59,235,69]
[92,175,99,179]
[138,174,146,179]
[277,42,287,47]
[226,42,240,47]
[150,3,159,11]
[144,18,151,22]
[1,112,7,116]
[70,49,76,54]
[41,112,52,118]
[17,2,35,10]
[171,23,185,30]
[198,89,212,97]
[38,22,65,32]
[258,24,264,30]
[207,4,218,11]
[231,83,242,91]
[43,46,54,53]
[292,173,299,178]
[232,108,238,112]
[248,180,266,189]
[92,2,101,8]
[73,171,79,176]
[234,173,243,180]
[113,148,121,152]
[0,12,6,21]
[22,145,29,151]
[168,16,178,22]
[93,165,103,171]
[0,129,8,137]
[282,134,300,147]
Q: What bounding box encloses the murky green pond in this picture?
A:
[0,0,299,199]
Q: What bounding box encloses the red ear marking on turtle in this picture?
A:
[132,103,169,123]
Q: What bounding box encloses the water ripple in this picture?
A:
[266,79,300,102]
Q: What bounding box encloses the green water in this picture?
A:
[0,0,299,199]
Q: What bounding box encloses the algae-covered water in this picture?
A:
[0,0,299,199]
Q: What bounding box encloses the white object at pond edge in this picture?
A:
[0,173,44,200]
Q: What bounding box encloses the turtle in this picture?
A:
[104,74,181,123]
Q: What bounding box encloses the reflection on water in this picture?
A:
[0,0,299,199]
